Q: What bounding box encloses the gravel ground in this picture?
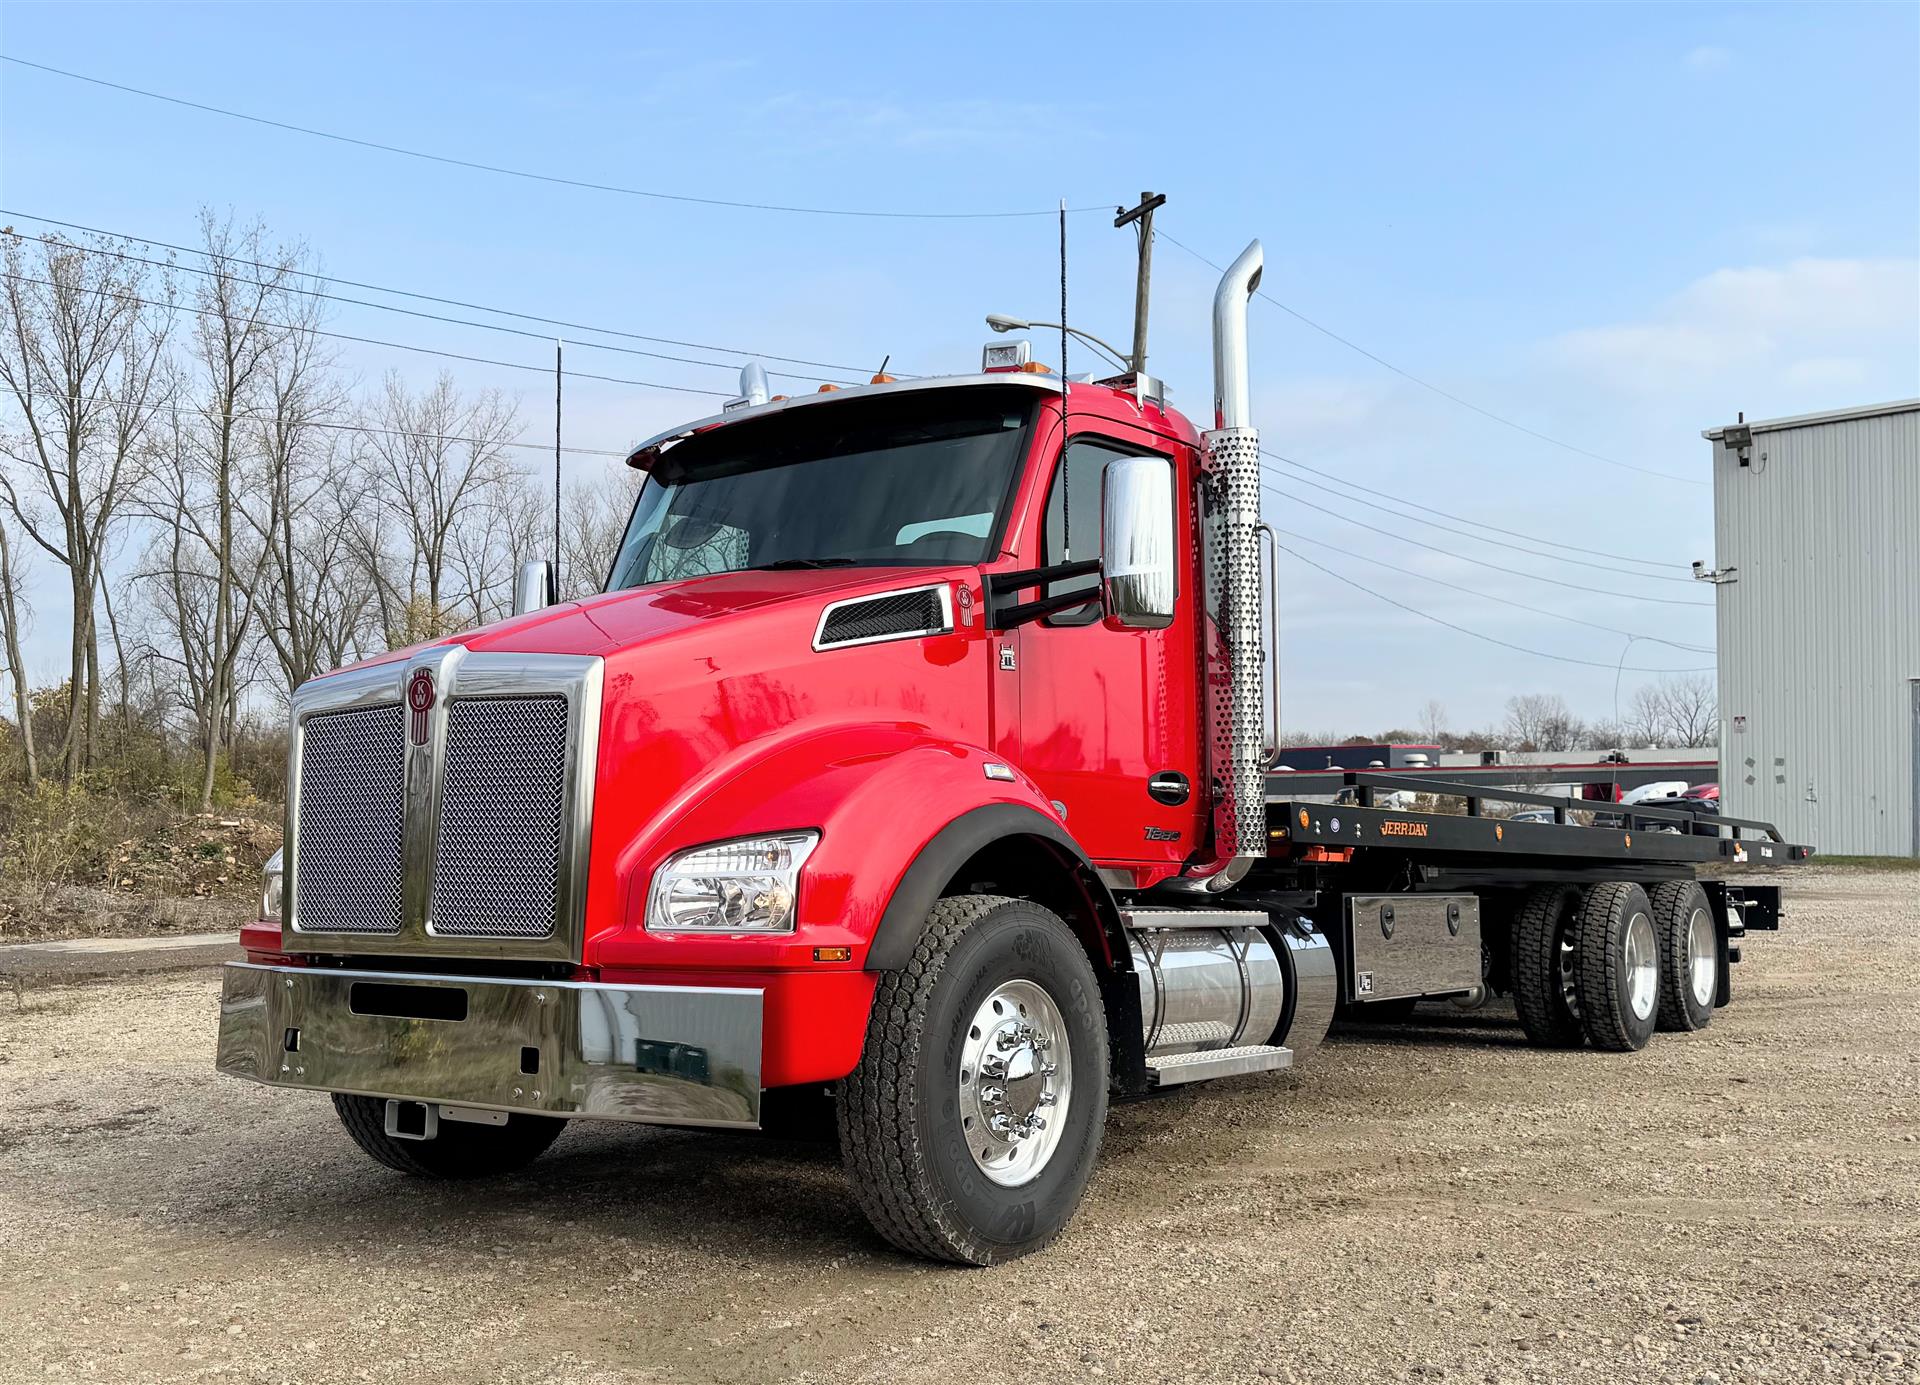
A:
[1,865,1915,1385]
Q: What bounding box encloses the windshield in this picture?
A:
[606,388,1036,591]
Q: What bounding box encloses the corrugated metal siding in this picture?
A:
[1713,404,1920,855]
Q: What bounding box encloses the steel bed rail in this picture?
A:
[1267,773,1814,866]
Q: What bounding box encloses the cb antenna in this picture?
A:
[1059,197,1071,557]
[1114,191,1165,374]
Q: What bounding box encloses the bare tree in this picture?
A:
[242,280,364,694]
[139,215,307,809]
[1504,692,1584,753]
[561,467,643,599]
[1624,684,1668,746]
[0,518,36,781]
[354,373,522,647]
[1416,698,1448,743]
[0,229,174,780]
[1652,674,1718,747]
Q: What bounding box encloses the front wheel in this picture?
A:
[838,894,1109,1265]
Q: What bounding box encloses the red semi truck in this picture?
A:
[217,243,1808,1264]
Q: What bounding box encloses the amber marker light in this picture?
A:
[813,946,853,963]
[1298,809,1310,830]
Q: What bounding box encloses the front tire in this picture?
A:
[1573,882,1661,1052]
[838,894,1109,1265]
[1647,881,1717,1032]
[332,1095,564,1178]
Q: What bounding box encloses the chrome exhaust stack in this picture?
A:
[1199,240,1269,876]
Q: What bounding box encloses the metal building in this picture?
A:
[1704,399,1920,856]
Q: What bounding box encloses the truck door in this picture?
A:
[1014,430,1205,866]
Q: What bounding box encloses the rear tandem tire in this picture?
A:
[1510,885,1585,1049]
[1573,882,1661,1053]
[1647,880,1717,1032]
[837,893,1109,1266]
[331,1094,565,1178]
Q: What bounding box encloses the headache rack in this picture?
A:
[1268,772,1814,868]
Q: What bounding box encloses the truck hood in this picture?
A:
[328,568,933,671]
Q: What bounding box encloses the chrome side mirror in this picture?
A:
[1100,456,1176,629]
[512,559,555,616]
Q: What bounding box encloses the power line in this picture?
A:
[1271,461,1697,583]
[2,56,1107,222]
[1261,447,1680,569]
[21,387,633,458]
[1162,230,1707,488]
[1266,482,1716,608]
[1,211,880,378]
[1,273,733,398]
[1271,523,1713,654]
[5,229,868,386]
[1273,538,1714,674]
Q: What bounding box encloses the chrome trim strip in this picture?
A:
[283,650,604,963]
[625,372,1064,467]
[810,581,956,652]
[216,963,762,1129]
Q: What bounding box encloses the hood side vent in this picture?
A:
[814,584,953,650]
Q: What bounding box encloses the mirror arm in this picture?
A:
[984,558,1102,630]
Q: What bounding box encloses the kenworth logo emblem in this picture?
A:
[407,668,436,745]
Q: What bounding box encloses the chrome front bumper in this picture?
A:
[216,963,763,1129]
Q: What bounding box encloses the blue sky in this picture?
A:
[2,2,1915,734]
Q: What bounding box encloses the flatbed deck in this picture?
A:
[1266,772,1813,869]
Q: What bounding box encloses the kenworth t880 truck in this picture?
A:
[217,242,1807,1264]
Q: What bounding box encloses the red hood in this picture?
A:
[324,568,927,674]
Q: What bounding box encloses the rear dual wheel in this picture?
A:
[1573,882,1661,1052]
[1512,881,1666,1053]
[1648,880,1717,1032]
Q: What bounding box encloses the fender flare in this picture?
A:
[863,803,1122,972]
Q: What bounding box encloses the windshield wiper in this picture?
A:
[743,557,860,571]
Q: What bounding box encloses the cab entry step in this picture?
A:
[1145,1043,1292,1087]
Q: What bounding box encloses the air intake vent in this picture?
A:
[814,585,951,649]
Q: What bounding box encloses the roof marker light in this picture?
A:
[983,339,1033,371]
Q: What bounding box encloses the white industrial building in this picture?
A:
[1704,399,1920,856]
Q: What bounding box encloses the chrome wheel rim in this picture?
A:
[1556,923,1581,1021]
[1624,911,1659,1021]
[1686,907,1716,1008]
[958,979,1072,1188]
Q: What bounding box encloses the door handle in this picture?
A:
[1148,772,1190,806]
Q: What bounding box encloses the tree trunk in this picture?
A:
[0,525,37,784]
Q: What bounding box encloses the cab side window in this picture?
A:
[1042,438,1164,626]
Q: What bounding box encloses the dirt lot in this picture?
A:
[2,865,1915,1385]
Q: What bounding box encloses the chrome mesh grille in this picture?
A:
[293,705,405,934]
[430,696,569,938]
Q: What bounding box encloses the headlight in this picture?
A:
[645,832,819,934]
[261,847,284,923]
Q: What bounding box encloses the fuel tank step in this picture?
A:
[1145,1043,1293,1088]
[1120,907,1270,931]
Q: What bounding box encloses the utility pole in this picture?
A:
[1115,191,1166,375]
[554,339,563,601]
